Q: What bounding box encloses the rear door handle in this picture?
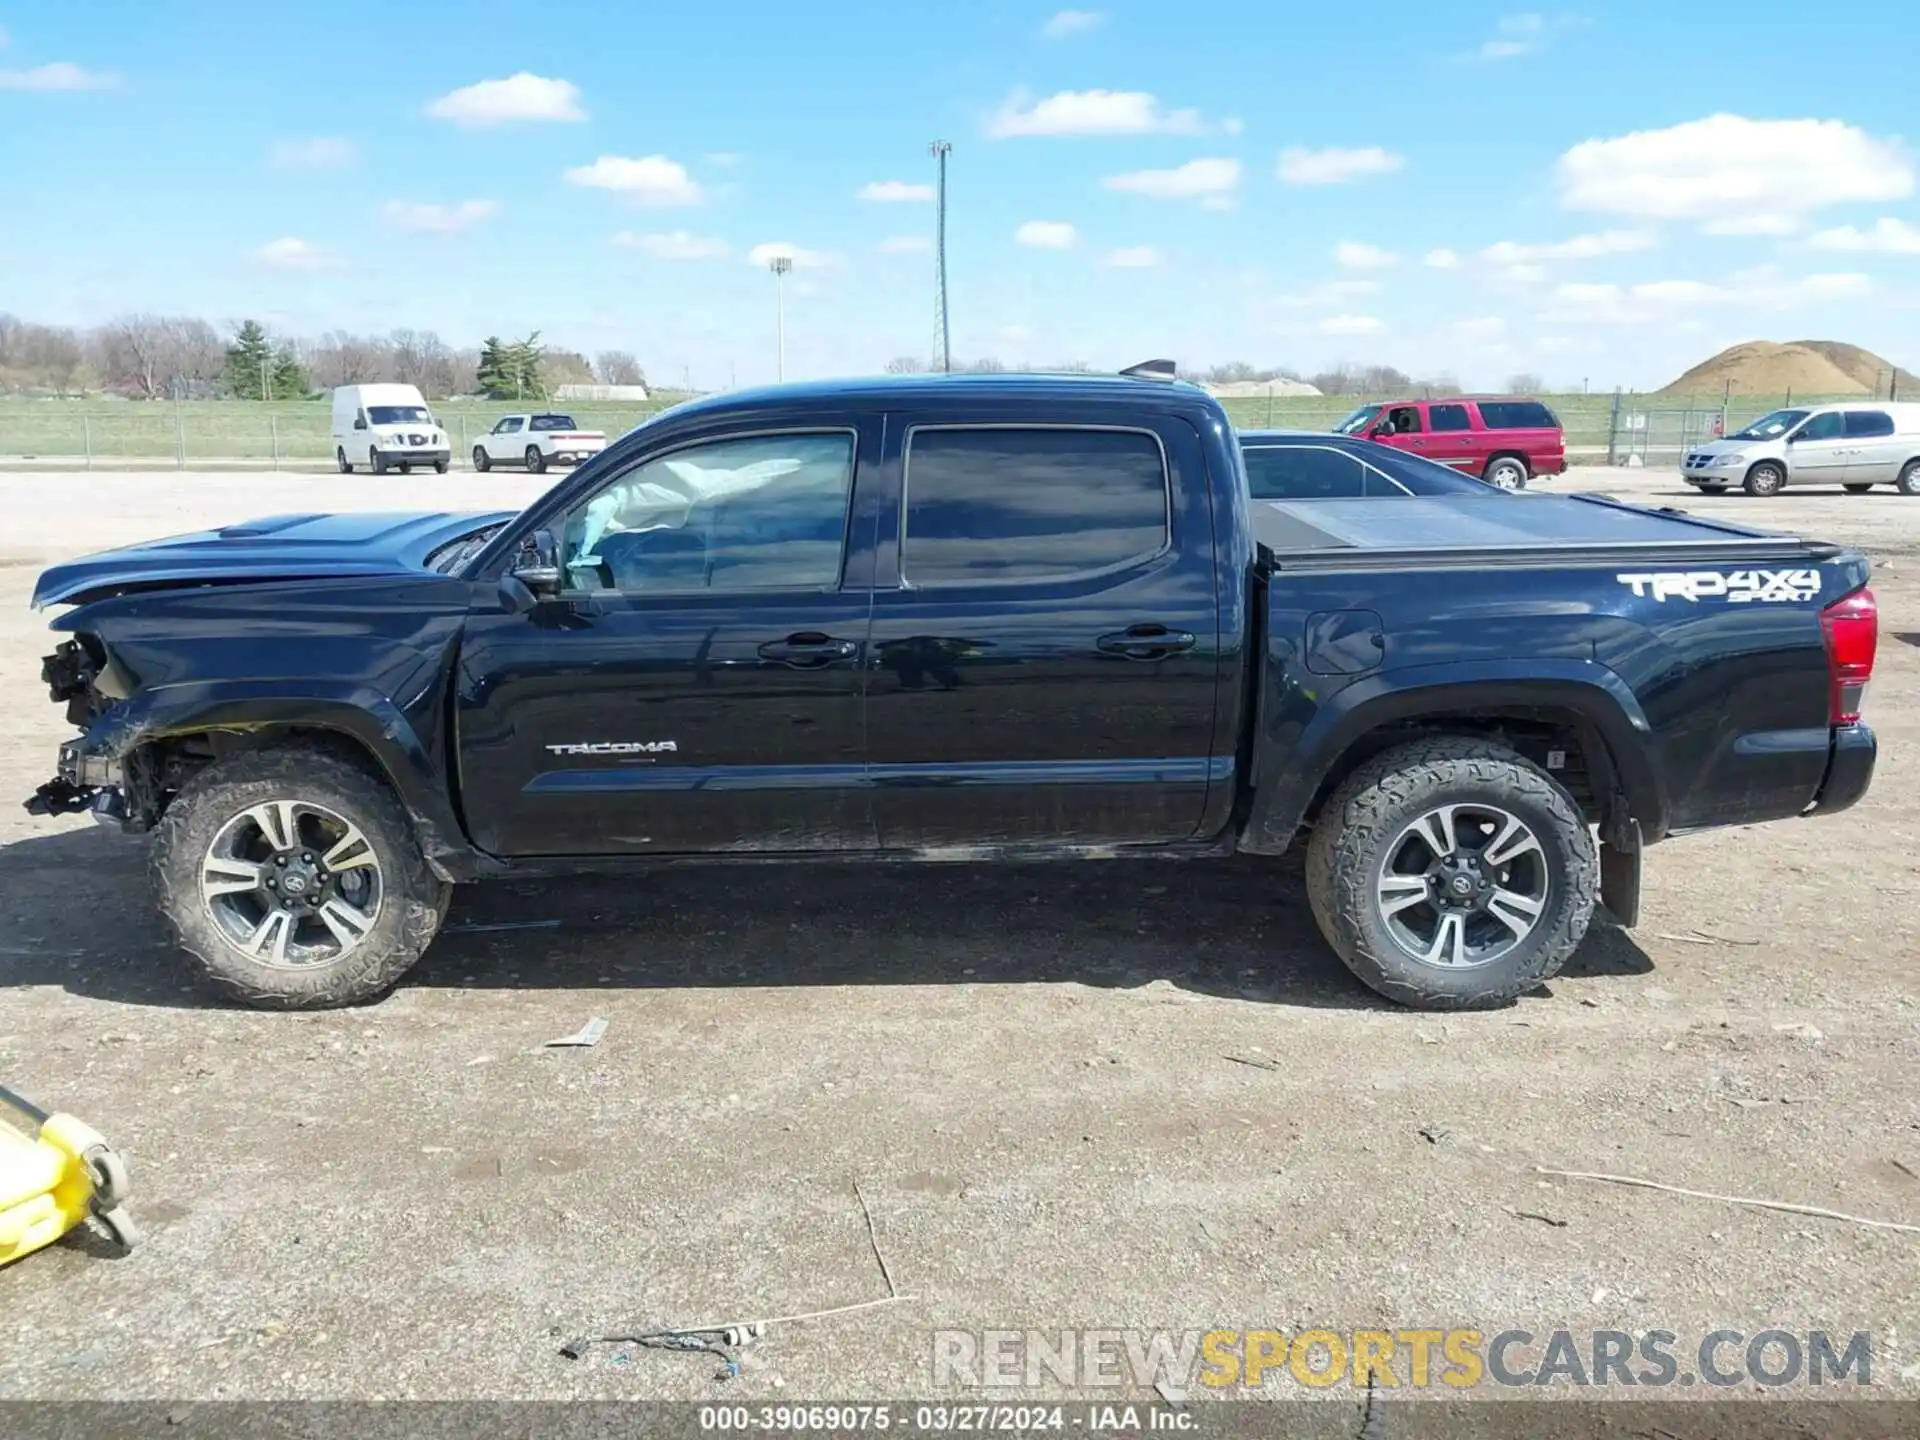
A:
[1096,624,1197,660]
[758,632,858,668]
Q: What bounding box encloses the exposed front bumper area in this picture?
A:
[24,740,123,819]
[1808,722,1876,816]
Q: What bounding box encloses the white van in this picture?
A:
[330,384,451,475]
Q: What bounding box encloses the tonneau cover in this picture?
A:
[1252,492,1808,559]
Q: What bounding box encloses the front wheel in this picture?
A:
[1744,462,1785,497]
[472,446,491,472]
[1306,737,1598,1010]
[370,448,387,477]
[152,746,451,1009]
[1484,457,1528,490]
[525,445,547,474]
[433,458,450,475]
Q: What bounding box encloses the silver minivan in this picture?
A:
[1681,401,1920,496]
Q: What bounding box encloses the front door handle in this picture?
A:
[1096,624,1197,660]
[758,632,858,668]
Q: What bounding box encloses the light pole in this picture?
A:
[768,255,793,381]
[930,140,952,373]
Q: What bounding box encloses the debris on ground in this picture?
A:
[546,1017,610,1049]
[1535,1165,1920,1234]
[1504,1206,1570,1228]
[1418,1124,1451,1145]
[445,919,564,934]
[1222,1054,1283,1073]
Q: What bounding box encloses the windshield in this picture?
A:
[369,405,432,426]
[1728,409,1808,441]
[530,414,579,431]
[1334,404,1382,436]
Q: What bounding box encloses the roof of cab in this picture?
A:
[655,370,1225,423]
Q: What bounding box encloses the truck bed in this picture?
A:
[1252,492,1833,569]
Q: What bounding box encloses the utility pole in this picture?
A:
[930,140,952,373]
[768,255,793,381]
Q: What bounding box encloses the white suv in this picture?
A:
[1682,401,1920,496]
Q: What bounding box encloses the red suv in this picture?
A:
[1334,397,1566,489]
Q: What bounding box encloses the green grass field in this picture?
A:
[0,390,1862,467]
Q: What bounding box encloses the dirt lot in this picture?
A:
[1,466,1916,1408]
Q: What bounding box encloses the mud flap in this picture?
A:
[1599,819,1643,928]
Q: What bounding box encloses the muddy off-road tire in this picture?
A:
[152,746,450,1010]
[1306,737,1598,1010]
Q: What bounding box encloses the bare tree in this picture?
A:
[884,355,927,374]
[307,331,394,389]
[594,350,646,387]
[540,348,595,390]
[88,314,223,398]
[1504,372,1547,395]
[0,315,89,394]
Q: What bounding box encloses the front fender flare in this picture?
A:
[1240,659,1665,855]
[78,681,478,877]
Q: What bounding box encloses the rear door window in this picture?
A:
[1477,401,1559,430]
[1429,403,1472,432]
[901,427,1170,586]
[1844,411,1895,438]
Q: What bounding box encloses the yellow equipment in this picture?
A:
[0,1084,136,1267]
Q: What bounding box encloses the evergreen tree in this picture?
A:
[222,320,275,400]
[475,335,513,398]
[269,345,310,399]
[508,330,546,399]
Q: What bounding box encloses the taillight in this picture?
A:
[1820,587,1877,725]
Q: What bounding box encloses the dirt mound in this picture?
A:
[1206,378,1323,398]
[1661,340,1914,398]
[1789,340,1920,396]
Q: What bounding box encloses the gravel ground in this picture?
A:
[1,466,1916,1409]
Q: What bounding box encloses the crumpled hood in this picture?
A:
[33,510,514,609]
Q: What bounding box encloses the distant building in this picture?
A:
[554,383,651,402]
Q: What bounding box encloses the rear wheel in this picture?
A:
[526,445,547,474]
[1484,456,1528,490]
[336,446,353,475]
[472,446,491,472]
[1845,483,1874,494]
[1744,461,1785,497]
[1898,460,1920,496]
[1306,737,1598,1010]
[152,746,451,1009]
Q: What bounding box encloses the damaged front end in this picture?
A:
[24,637,147,826]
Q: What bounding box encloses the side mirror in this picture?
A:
[1784,431,1801,443]
[1373,422,1394,439]
[506,528,562,600]
[353,417,367,431]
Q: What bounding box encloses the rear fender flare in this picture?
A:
[1241,660,1665,854]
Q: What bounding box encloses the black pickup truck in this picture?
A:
[26,370,1879,1011]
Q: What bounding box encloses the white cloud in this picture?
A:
[382,199,498,234]
[1104,245,1161,268]
[1424,248,1462,269]
[1270,279,1381,307]
[427,72,584,127]
[564,155,703,206]
[611,230,731,260]
[1334,241,1398,270]
[0,61,118,91]
[1015,220,1077,249]
[1454,316,1509,342]
[1039,9,1104,39]
[987,88,1214,138]
[1806,218,1920,254]
[1480,229,1658,264]
[878,235,931,254]
[1540,266,1873,323]
[1277,146,1404,186]
[1556,115,1914,233]
[858,180,934,202]
[748,241,834,268]
[1475,13,1546,61]
[1319,315,1384,335]
[271,137,356,169]
[1102,157,1240,201]
[704,151,744,168]
[253,237,337,271]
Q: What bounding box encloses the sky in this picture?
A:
[2,0,1917,391]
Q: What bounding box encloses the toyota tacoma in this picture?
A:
[24,367,1879,1010]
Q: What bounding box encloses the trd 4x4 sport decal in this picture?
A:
[1616,569,1822,604]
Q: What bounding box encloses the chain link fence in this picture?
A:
[0,391,1867,471]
